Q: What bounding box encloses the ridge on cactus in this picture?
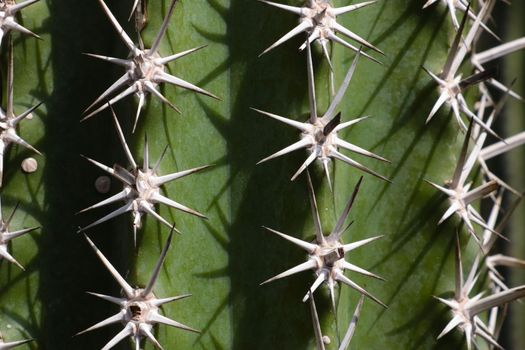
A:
[261,173,385,313]
[78,107,210,241]
[2,0,525,348]
[82,0,219,131]
[79,230,199,350]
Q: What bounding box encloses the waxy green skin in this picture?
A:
[0,0,482,349]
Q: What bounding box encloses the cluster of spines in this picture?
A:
[257,0,525,348]
[74,1,218,349]
[0,0,41,347]
[256,0,390,348]
[1,0,525,348]
[422,1,525,349]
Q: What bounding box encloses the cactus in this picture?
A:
[0,0,524,349]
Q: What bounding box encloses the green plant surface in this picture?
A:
[0,0,491,349]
